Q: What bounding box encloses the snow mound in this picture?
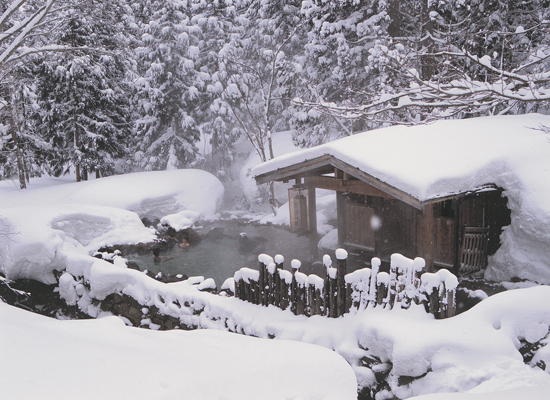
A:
[0,205,157,284]
[0,301,357,400]
[0,170,224,284]
[356,286,550,398]
[0,169,224,220]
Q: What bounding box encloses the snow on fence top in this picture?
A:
[234,249,457,319]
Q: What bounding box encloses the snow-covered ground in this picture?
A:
[2,123,550,399]
[0,301,356,400]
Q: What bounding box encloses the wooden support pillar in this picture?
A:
[373,198,383,258]
[453,198,461,275]
[421,203,434,272]
[308,186,318,260]
[336,191,345,248]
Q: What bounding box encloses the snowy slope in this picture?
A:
[0,170,224,284]
[253,114,550,283]
[0,301,357,400]
[0,169,224,220]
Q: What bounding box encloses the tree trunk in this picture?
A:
[9,88,26,189]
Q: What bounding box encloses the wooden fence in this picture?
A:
[233,250,458,319]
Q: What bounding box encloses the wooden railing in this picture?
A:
[233,250,458,319]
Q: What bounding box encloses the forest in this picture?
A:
[1,0,549,189]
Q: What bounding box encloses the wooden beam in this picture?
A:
[420,203,434,272]
[336,191,345,248]
[308,186,318,260]
[255,155,333,184]
[304,176,393,198]
[328,158,422,209]
[373,198,382,258]
[254,154,423,209]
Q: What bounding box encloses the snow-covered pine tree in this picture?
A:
[132,0,206,171]
[31,1,132,181]
[187,0,242,180]
[290,0,398,147]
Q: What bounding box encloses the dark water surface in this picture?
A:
[128,222,325,287]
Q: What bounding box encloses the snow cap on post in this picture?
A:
[413,257,426,273]
[335,248,348,260]
[274,254,284,264]
[267,262,276,275]
[291,259,301,270]
[323,254,332,268]
[258,253,273,265]
[371,257,381,270]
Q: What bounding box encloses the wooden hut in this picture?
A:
[253,119,517,274]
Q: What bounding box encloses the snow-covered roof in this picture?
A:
[254,114,550,204]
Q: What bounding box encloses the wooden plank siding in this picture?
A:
[433,217,455,267]
[343,201,375,251]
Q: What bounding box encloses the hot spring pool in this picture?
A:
[127,222,326,288]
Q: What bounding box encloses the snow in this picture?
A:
[253,114,550,284]
[336,248,348,260]
[3,123,550,399]
[0,170,224,284]
[0,301,357,400]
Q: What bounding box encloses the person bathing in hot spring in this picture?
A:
[152,247,177,263]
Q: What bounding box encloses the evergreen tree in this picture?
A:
[32,1,132,181]
[291,0,398,147]
[132,0,207,171]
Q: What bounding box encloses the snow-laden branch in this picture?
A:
[0,0,57,69]
[292,45,550,122]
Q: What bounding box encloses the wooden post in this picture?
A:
[368,258,381,308]
[323,255,332,316]
[447,288,456,318]
[259,259,266,306]
[244,280,251,303]
[429,287,439,316]
[234,273,241,299]
[295,272,306,316]
[388,261,398,309]
[308,282,316,316]
[274,255,284,307]
[267,262,275,306]
[373,198,383,258]
[336,191,346,248]
[421,203,435,272]
[377,280,388,307]
[336,248,348,316]
[307,186,318,260]
[329,272,337,317]
[280,278,288,310]
[291,259,301,314]
[438,281,446,319]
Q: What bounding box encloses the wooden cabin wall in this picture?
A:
[341,194,416,257]
[342,197,375,250]
[433,217,455,267]
[416,200,456,269]
[380,199,406,252]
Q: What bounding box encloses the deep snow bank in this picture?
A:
[0,301,357,400]
[0,170,224,284]
[0,169,224,220]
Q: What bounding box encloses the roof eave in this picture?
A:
[254,154,424,210]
